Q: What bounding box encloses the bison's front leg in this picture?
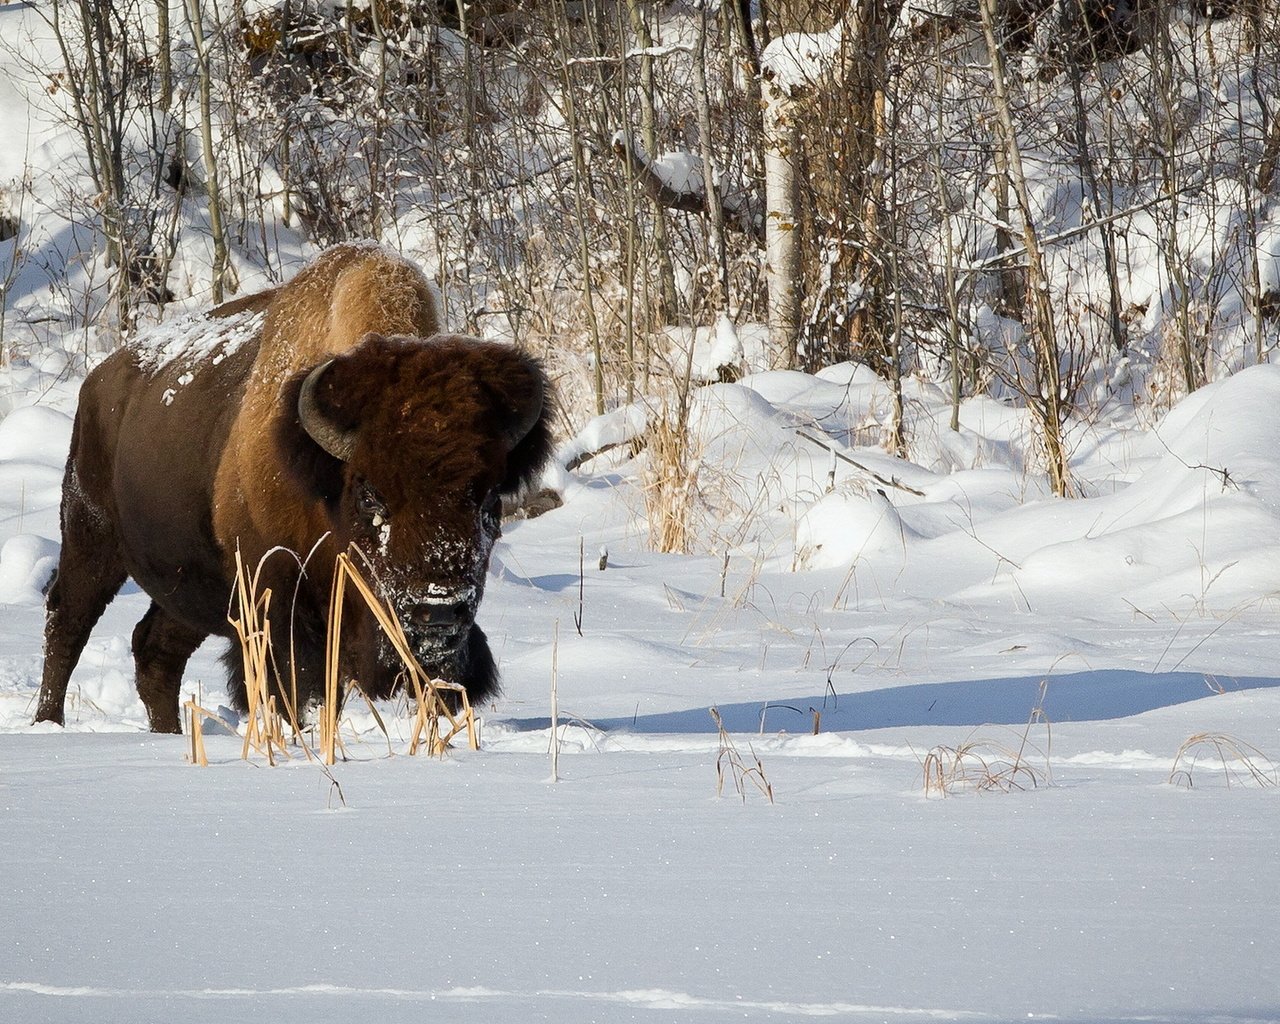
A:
[131,603,208,733]
[35,486,128,727]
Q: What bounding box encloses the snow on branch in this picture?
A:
[567,43,693,67]
[611,131,761,240]
[760,26,844,97]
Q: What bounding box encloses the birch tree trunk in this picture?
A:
[978,0,1070,497]
[185,0,230,303]
[762,72,801,369]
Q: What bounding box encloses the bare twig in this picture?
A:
[795,430,925,496]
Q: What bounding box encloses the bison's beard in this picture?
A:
[361,618,499,706]
[222,610,500,716]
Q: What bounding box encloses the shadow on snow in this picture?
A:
[500,669,1280,735]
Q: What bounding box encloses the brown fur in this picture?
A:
[214,242,441,569]
[35,243,553,732]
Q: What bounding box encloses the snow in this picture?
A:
[1258,225,1280,296]
[131,305,265,376]
[0,405,71,465]
[5,359,1280,1021]
[2,3,1280,1022]
[760,27,845,96]
[612,129,709,203]
[796,487,914,570]
[0,533,57,603]
[557,403,647,472]
[659,315,757,382]
[649,149,705,198]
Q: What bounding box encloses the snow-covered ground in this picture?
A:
[3,353,1280,1023]
[2,2,1280,1021]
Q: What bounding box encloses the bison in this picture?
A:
[34,242,553,732]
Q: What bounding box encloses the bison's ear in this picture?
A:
[275,369,348,507]
[484,351,555,497]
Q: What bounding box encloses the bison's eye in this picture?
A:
[357,485,387,525]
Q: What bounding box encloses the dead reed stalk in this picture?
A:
[1169,733,1278,788]
[710,706,774,804]
[229,547,295,765]
[184,699,245,768]
[185,699,209,767]
[325,551,478,763]
[223,547,477,767]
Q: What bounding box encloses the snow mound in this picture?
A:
[560,403,647,471]
[649,149,704,198]
[660,316,746,382]
[796,488,916,570]
[760,27,843,96]
[1140,363,1280,499]
[0,406,72,466]
[0,533,58,604]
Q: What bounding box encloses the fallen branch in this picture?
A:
[795,429,925,497]
[564,438,643,473]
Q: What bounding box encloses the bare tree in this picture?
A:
[978,0,1071,495]
[625,0,679,323]
[184,0,232,303]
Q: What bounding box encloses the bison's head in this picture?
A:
[277,332,553,697]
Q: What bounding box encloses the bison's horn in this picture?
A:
[506,377,545,447]
[298,359,357,462]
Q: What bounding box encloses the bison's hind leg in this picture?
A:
[35,494,128,727]
[132,603,207,733]
[219,643,248,714]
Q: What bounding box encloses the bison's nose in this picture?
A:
[408,599,470,631]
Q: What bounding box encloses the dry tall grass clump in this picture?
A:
[1168,733,1278,789]
[325,552,478,763]
[191,547,478,767]
[921,681,1053,797]
[643,410,700,555]
[228,547,297,764]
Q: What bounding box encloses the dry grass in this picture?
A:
[184,699,212,767]
[214,546,478,768]
[710,706,774,804]
[228,547,300,765]
[921,736,1047,796]
[921,681,1052,797]
[1169,733,1278,789]
[643,411,699,555]
[325,551,478,763]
